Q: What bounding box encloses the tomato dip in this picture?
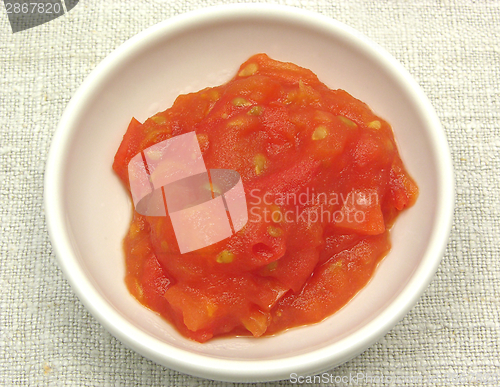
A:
[113,54,418,342]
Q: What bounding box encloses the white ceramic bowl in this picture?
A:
[44,4,454,382]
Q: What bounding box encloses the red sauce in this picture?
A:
[113,54,418,342]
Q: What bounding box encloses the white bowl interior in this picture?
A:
[46,5,453,382]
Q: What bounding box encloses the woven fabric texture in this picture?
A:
[1,0,499,386]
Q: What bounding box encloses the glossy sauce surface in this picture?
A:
[113,54,418,342]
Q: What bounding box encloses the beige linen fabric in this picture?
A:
[1,1,499,385]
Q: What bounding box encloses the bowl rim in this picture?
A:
[44,3,454,382]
